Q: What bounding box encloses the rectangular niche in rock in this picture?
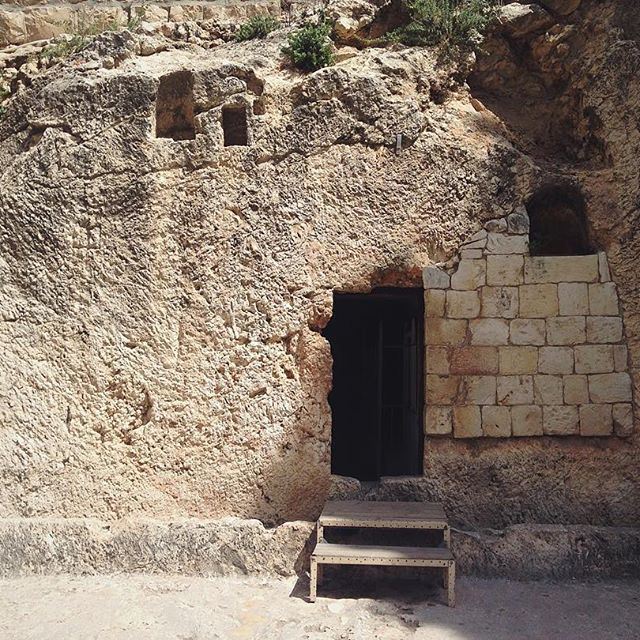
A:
[155,71,196,141]
[222,105,248,146]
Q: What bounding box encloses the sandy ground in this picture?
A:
[1,574,639,640]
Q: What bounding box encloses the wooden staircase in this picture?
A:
[310,500,455,606]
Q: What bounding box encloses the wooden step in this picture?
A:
[312,542,453,565]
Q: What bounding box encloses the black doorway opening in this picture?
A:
[323,288,424,481]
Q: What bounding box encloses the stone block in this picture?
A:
[485,218,508,233]
[510,318,545,345]
[461,249,483,260]
[580,404,613,436]
[450,347,499,375]
[499,346,538,374]
[507,208,530,234]
[574,345,614,374]
[524,255,599,284]
[446,290,481,319]
[426,375,459,404]
[613,403,633,437]
[451,259,486,290]
[169,4,205,21]
[23,6,75,41]
[425,319,467,346]
[558,282,588,316]
[614,345,628,372]
[538,347,573,374]
[486,255,524,286]
[543,406,579,435]
[482,405,511,437]
[589,283,619,316]
[519,284,558,318]
[481,286,519,318]
[586,317,623,343]
[469,318,509,345]
[423,266,450,289]
[486,233,528,255]
[512,405,543,436]
[588,373,633,403]
[497,375,534,405]
[426,346,450,375]
[425,406,452,435]
[462,229,488,250]
[563,375,589,404]
[462,376,496,405]
[533,375,564,405]
[0,9,26,46]
[425,289,446,317]
[546,316,586,345]
[598,251,611,282]
[453,406,482,438]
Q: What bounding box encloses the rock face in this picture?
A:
[0,0,639,578]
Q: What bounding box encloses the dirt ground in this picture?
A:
[1,574,639,640]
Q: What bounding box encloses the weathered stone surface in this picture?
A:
[588,373,633,404]
[453,406,482,438]
[446,290,481,318]
[614,345,628,372]
[520,284,559,317]
[524,256,599,284]
[598,252,611,282]
[589,283,619,316]
[328,474,362,500]
[462,375,497,405]
[450,347,499,375]
[423,266,451,290]
[512,405,543,436]
[574,345,614,374]
[506,207,530,234]
[425,346,450,375]
[426,319,468,346]
[539,347,574,374]
[451,259,486,290]
[497,375,534,405]
[580,404,613,436]
[558,282,589,316]
[461,248,483,260]
[497,3,554,39]
[481,286,519,318]
[613,404,634,437]
[425,406,452,435]
[469,318,510,345]
[510,318,546,345]
[0,8,26,46]
[499,346,538,374]
[546,316,586,345]
[486,255,524,286]
[543,406,579,435]
[533,375,564,405]
[425,289,446,317]
[537,0,583,16]
[426,374,459,404]
[484,217,507,233]
[486,233,528,255]
[482,405,511,437]
[563,375,589,405]
[586,317,624,343]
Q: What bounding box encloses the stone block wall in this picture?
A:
[423,209,633,439]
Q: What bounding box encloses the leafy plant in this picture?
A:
[283,20,334,72]
[388,0,499,50]
[235,15,280,42]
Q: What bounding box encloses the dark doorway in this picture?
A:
[323,288,424,481]
[155,71,196,141]
[222,105,248,146]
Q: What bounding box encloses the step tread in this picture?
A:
[319,500,447,527]
[312,542,453,561]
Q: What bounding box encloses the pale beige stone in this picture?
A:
[169,4,205,21]
[482,405,511,437]
[446,290,480,319]
[499,346,538,374]
[543,406,579,435]
[579,404,613,436]
[0,9,26,46]
[486,255,524,286]
[426,375,459,404]
[425,289,446,318]
[588,373,633,403]
[481,286,519,318]
[423,266,450,289]
[510,318,545,345]
[613,403,634,437]
[460,249,483,260]
[574,345,614,374]
[425,319,467,346]
[538,347,573,374]
[614,345,628,372]
[546,316,586,345]
[524,255,599,284]
[23,6,76,41]
[586,316,623,343]
[469,318,509,345]
[486,233,528,255]
[450,347,499,375]
[426,346,450,375]
[519,284,558,318]
[425,406,452,435]
[462,376,496,405]
[512,405,543,436]
[589,283,619,316]
[533,375,564,405]
[451,259,486,290]
[497,375,533,405]
[598,251,611,282]
[453,405,482,438]
[558,282,588,316]
[563,375,589,404]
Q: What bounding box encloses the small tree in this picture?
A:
[235,15,280,42]
[283,21,334,72]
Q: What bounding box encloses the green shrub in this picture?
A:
[388,0,499,49]
[235,15,280,42]
[283,21,334,72]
